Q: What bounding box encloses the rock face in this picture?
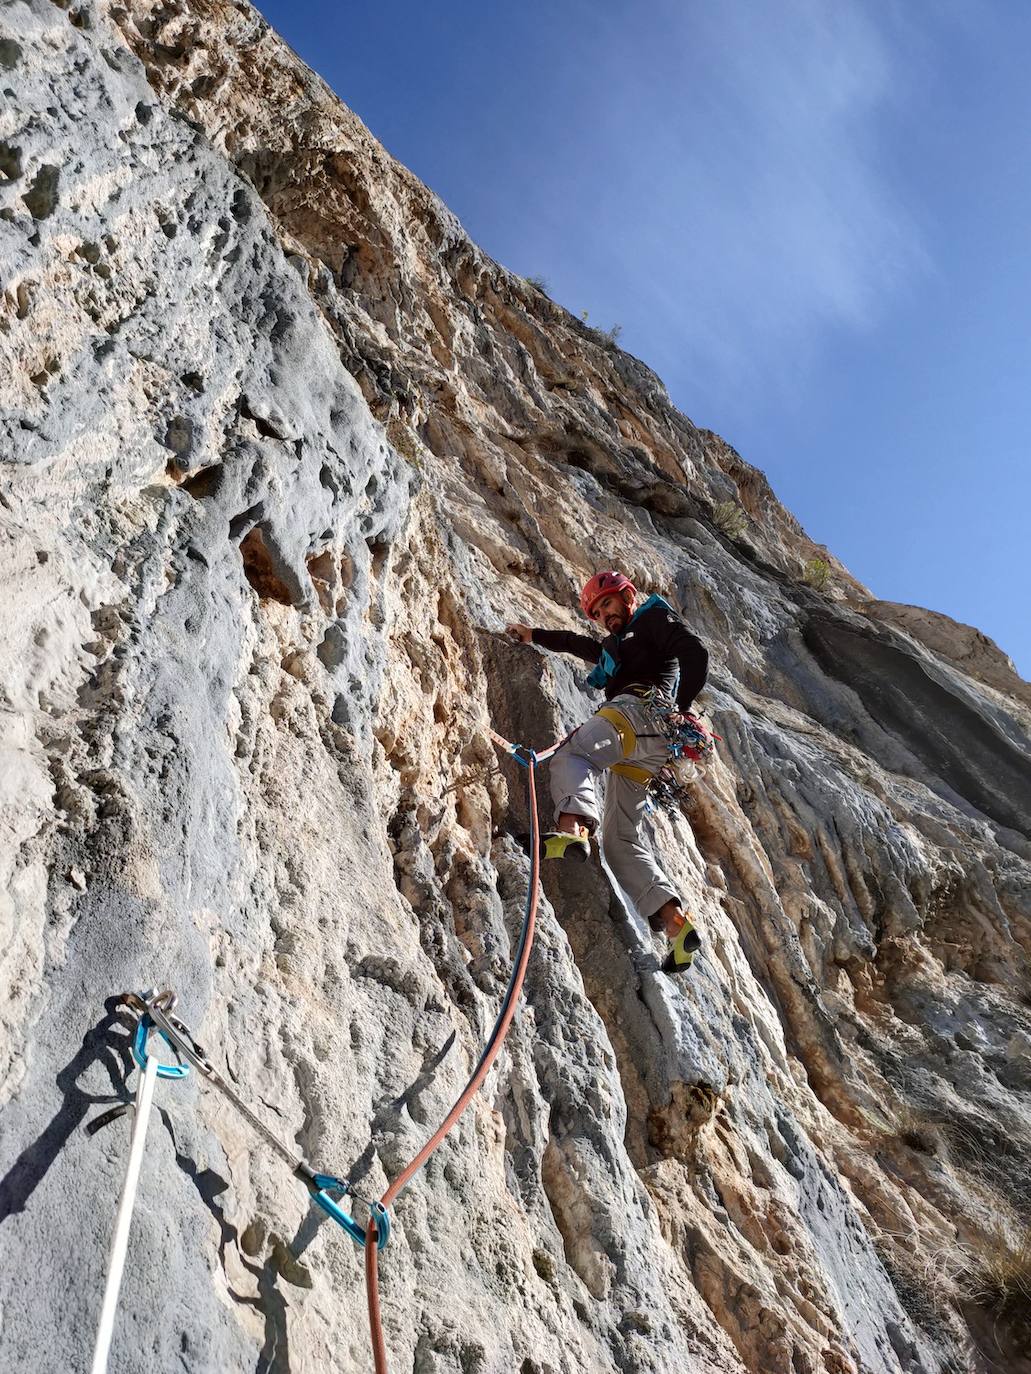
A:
[2,2,1030,1372]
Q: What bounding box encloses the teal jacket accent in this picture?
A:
[586,595,673,689]
[532,594,707,710]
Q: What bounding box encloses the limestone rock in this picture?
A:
[1,3,1029,1373]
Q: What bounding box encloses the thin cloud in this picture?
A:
[542,0,933,408]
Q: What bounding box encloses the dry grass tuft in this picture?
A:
[712,499,748,539]
[959,1227,1031,1325]
[385,417,422,470]
[891,1105,944,1157]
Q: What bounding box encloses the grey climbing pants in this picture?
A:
[549,694,680,923]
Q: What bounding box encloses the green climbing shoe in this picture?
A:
[542,830,591,862]
[661,919,702,974]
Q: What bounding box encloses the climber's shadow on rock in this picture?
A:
[0,996,137,1224]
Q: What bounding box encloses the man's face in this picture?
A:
[591,591,634,634]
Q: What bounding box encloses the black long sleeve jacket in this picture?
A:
[531,594,708,712]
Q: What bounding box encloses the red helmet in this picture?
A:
[580,570,637,619]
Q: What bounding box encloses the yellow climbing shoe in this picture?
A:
[542,829,591,862]
[661,918,702,974]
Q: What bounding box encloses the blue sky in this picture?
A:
[257,0,1030,678]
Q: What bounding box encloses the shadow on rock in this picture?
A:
[0,996,136,1224]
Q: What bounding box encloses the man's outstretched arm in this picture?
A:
[506,623,602,665]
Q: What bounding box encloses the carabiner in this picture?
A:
[306,1173,390,1249]
[131,1013,190,1081]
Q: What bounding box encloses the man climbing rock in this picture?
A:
[506,570,709,973]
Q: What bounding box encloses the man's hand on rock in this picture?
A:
[506,623,533,643]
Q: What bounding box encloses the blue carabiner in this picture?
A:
[132,1014,190,1080]
[508,743,538,770]
[309,1174,390,1249]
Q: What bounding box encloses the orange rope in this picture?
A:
[364,735,546,1369]
[366,1218,388,1374]
[381,758,540,1209]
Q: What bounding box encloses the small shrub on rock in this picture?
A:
[713,499,748,539]
[803,556,831,591]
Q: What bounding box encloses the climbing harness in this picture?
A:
[597,703,638,757]
[596,702,655,785]
[591,688,719,808]
[93,724,554,1374]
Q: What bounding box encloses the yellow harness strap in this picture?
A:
[610,761,655,785]
[597,705,654,786]
[597,705,636,753]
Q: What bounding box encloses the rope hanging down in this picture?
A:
[98,724,554,1372]
[91,1005,189,1374]
[365,728,546,1370]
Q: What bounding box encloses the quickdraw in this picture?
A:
[96,721,552,1374]
[632,687,721,810]
[118,990,389,1251]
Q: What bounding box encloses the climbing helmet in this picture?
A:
[580,570,637,620]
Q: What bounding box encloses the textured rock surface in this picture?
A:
[2,2,1030,1372]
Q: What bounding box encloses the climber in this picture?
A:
[506,570,708,973]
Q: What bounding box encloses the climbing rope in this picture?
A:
[364,728,547,1370]
[98,722,556,1372]
[91,1000,189,1374]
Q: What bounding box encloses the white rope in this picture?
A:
[90,1052,159,1374]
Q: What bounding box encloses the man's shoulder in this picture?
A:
[639,594,684,626]
[640,597,705,646]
